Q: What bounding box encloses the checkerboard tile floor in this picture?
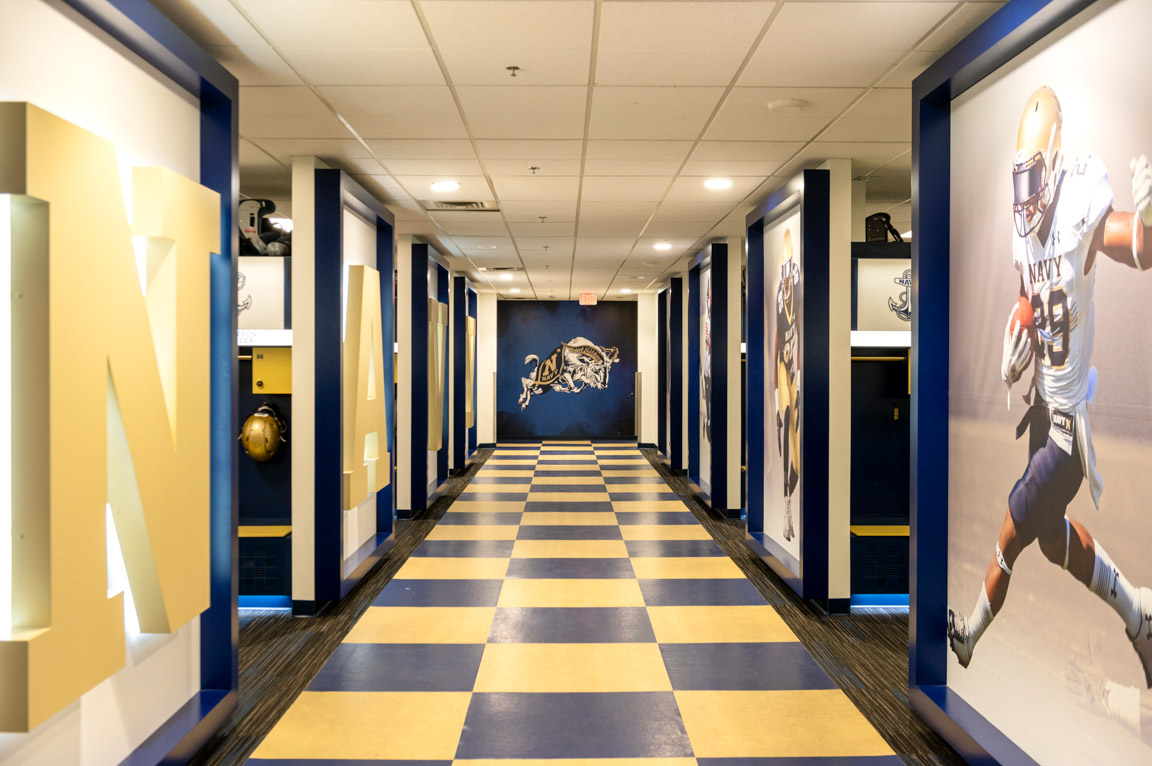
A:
[248,442,900,765]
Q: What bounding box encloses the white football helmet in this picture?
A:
[1013,86,1063,237]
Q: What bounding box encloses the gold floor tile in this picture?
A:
[598,458,650,464]
[486,459,539,466]
[609,484,676,493]
[539,456,598,462]
[613,500,688,513]
[493,450,540,457]
[541,446,594,451]
[474,470,535,478]
[474,643,671,693]
[251,691,471,760]
[498,578,645,607]
[447,500,526,513]
[454,760,696,766]
[532,476,606,485]
[619,525,713,541]
[542,441,590,445]
[674,690,895,758]
[647,606,797,643]
[519,512,616,525]
[528,492,612,503]
[464,483,532,493]
[426,525,520,541]
[594,450,639,456]
[535,464,600,471]
[344,607,496,643]
[511,539,629,559]
[394,557,510,579]
[602,469,661,477]
[630,557,745,579]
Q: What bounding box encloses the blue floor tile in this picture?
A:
[462,491,530,502]
[455,692,693,758]
[307,644,484,692]
[616,512,699,525]
[480,464,537,471]
[505,558,635,579]
[639,578,766,606]
[533,469,602,478]
[488,607,656,643]
[604,476,669,484]
[528,484,607,493]
[373,579,503,607]
[608,492,680,502]
[524,501,615,513]
[697,759,907,766]
[439,512,523,525]
[659,643,837,690]
[470,475,534,484]
[412,540,516,557]
[516,525,623,540]
[624,539,725,557]
[249,761,451,766]
[539,449,596,455]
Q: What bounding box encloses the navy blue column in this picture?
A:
[376,220,395,535]
[437,265,450,483]
[407,243,430,514]
[451,275,467,475]
[467,289,477,455]
[710,243,731,515]
[670,277,684,472]
[746,223,765,538]
[687,267,701,483]
[313,169,344,602]
[657,289,668,458]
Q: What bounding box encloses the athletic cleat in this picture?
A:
[947,608,974,668]
[1129,587,1152,688]
[783,497,794,541]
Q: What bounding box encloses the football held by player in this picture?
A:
[948,86,1152,686]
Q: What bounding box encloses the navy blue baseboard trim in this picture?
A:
[823,597,851,615]
[477,442,497,449]
[746,530,801,592]
[638,442,658,450]
[291,600,323,617]
[340,533,394,599]
[121,690,235,766]
[909,686,1037,766]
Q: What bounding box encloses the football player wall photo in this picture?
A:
[947,2,1152,762]
[776,228,800,542]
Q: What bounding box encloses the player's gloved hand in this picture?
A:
[1001,307,1031,387]
[1131,155,1152,227]
[1064,646,1108,716]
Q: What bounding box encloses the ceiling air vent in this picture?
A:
[479,266,518,273]
[420,200,500,212]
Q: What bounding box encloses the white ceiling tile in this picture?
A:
[635,236,702,252]
[580,176,672,203]
[379,158,484,176]
[500,200,579,221]
[241,86,330,115]
[576,237,639,251]
[421,1,594,51]
[508,221,576,237]
[585,140,693,160]
[778,141,909,177]
[366,139,477,159]
[692,141,805,161]
[572,253,630,266]
[743,48,900,88]
[820,117,911,143]
[438,218,512,237]
[599,1,774,51]
[483,160,583,176]
[681,159,782,177]
[491,176,580,201]
[876,50,941,88]
[248,138,373,165]
[317,84,456,116]
[515,236,575,252]
[440,49,590,86]
[389,199,435,220]
[350,174,409,202]
[841,88,912,119]
[596,51,747,87]
[578,201,658,221]
[396,176,493,201]
[283,48,445,86]
[240,138,287,169]
[237,0,429,48]
[429,210,504,224]
[456,86,587,139]
[584,160,684,176]
[242,114,350,139]
[453,236,516,252]
[475,140,584,160]
[589,87,725,140]
[338,156,391,175]
[642,221,716,239]
[865,149,911,176]
[150,0,266,47]
[577,220,646,238]
[860,175,911,200]
[240,169,291,198]
[917,2,1005,52]
[347,114,469,139]
[651,201,737,221]
[206,45,301,85]
[706,87,862,141]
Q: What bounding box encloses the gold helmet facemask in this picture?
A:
[781,228,794,304]
[1013,86,1063,237]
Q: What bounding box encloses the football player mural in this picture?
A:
[701,271,712,445]
[948,86,1152,688]
[775,228,800,542]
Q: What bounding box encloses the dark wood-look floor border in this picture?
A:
[189,447,962,766]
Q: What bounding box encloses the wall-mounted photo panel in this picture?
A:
[855,258,912,332]
[238,256,289,331]
[496,301,637,440]
[451,276,478,474]
[699,265,713,490]
[0,0,239,761]
[914,0,1152,762]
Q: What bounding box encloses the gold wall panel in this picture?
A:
[252,347,292,394]
[465,315,476,429]
[343,265,390,511]
[427,299,447,451]
[0,103,217,732]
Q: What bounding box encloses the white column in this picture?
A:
[396,235,413,512]
[725,237,744,511]
[637,293,658,445]
[476,292,498,445]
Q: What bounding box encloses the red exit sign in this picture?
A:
[580,292,597,305]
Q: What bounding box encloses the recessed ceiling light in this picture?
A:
[704,178,732,190]
[430,180,460,192]
[642,261,657,266]
[476,244,497,250]
[654,242,672,251]
[499,273,513,281]
[767,98,808,113]
[620,288,632,294]
[509,288,521,294]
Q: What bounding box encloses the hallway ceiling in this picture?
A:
[151,0,1003,299]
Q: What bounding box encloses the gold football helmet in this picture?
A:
[781,228,795,304]
[240,403,288,462]
[1013,86,1063,237]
